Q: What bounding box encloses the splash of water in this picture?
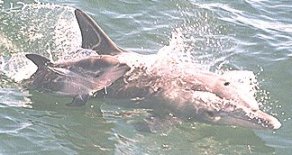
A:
[0,3,81,82]
[150,19,262,112]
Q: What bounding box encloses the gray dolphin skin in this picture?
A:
[24,54,130,106]
[25,9,281,130]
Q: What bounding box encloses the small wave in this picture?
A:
[0,87,32,108]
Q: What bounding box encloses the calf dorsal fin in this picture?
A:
[75,9,124,55]
[25,54,52,68]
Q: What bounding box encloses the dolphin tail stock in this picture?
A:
[74,9,125,55]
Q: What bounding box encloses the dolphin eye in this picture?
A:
[252,109,257,112]
[224,82,230,86]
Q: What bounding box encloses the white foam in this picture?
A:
[1,53,37,82]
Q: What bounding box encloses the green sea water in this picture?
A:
[0,0,292,154]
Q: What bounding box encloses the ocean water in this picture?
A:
[0,0,292,154]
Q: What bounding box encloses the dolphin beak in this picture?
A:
[191,91,281,130]
[246,109,281,130]
[216,109,281,130]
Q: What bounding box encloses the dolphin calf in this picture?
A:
[24,9,281,130]
[24,54,130,106]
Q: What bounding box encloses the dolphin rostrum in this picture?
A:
[24,9,281,130]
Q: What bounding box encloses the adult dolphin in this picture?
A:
[24,9,281,130]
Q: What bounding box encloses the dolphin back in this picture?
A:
[75,9,125,55]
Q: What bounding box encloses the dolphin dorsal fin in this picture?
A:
[25,54,52,68]
[74,9,124,56]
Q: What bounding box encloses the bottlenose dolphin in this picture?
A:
[24,54,130,106]
[24,9,281,130]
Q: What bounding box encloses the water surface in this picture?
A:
[0,0,292,154]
